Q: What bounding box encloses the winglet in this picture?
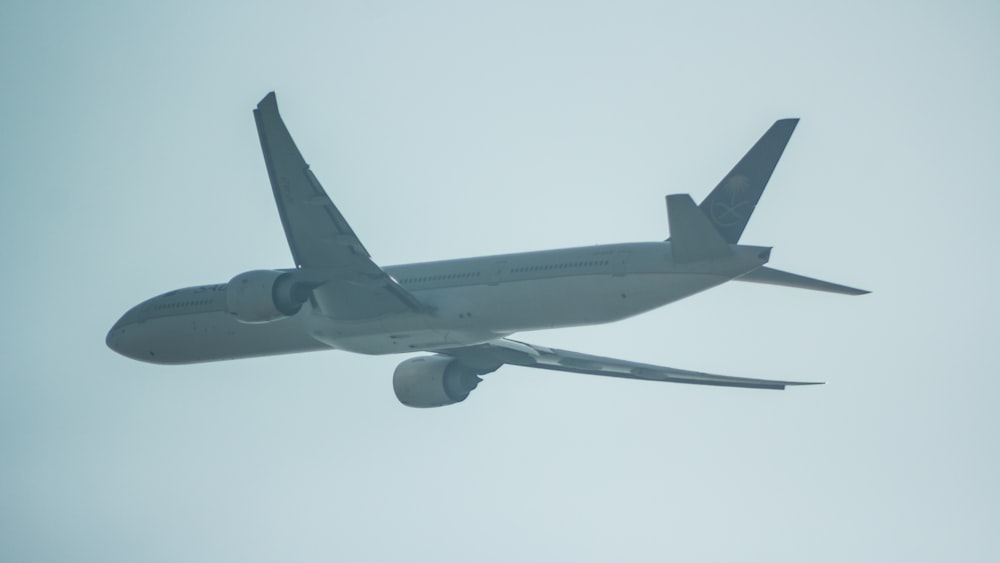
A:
[666,194,733,263]
[699,118,799,243]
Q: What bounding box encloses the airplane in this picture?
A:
[106,92,867,408]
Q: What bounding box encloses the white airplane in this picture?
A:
[107,93,867,407]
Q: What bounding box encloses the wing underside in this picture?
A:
[253,92,425,319]
[442,339,821,390]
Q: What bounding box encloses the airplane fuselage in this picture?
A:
[107,241,770,364]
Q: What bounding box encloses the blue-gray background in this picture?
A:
[2,1,998,561]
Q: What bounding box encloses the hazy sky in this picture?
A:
[2,1,998,561]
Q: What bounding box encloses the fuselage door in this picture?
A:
[489,260,507,286]
[613,250,631,276]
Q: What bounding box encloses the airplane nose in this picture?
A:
[106,308,141,359]
[106,327,119,350]
[106,320,150,361]
[106,321,126,355]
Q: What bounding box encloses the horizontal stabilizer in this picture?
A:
[737,266,869,295]
[666,194,733,263]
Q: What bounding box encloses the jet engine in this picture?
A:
[225,270,313,323]
[393,356,486,408]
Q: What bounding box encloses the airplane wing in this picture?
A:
[253,92,425,319]
[441,338,821,390]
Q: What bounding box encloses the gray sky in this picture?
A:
[2,1,998,561]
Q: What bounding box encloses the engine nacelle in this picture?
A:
[225,270,311,323]
[393,356,484,408]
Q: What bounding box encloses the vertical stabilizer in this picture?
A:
[666,194,733,263]
[699,119,798,243]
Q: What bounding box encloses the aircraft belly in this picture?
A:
[301,303,504,355]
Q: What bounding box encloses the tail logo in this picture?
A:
[709,174,753,227]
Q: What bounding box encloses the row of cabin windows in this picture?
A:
[154,298,213,311]
[401,272,482,284]
[400,259,611,284]
[510,260,609,274]
[163,285,224,298]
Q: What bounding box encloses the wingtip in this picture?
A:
[787,381,825,388]
[257,91,278,111]
[842,287,871,296]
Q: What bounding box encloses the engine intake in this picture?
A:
[225,270,312,323]
[393,356,484,408]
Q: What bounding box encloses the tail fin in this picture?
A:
[699,119,799,243]
[666,194,733,263]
